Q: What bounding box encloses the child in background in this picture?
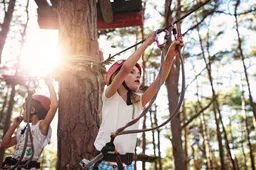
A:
[0,78,58,170]
[93,32,184,170]
[189,126,203,153]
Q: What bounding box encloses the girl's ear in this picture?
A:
[30,107,37,113]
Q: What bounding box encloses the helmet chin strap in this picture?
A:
[122,82,133,105]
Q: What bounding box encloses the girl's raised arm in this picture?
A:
[142,37,184,107]
[105,33,155,98]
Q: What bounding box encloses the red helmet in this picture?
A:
[106,60,142,85]
[32,95,51,111]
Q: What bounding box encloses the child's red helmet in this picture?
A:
[32,95,51,111]
[106,60,142,85]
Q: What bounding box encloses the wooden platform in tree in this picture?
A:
[34,0,143,29]
[134,153,159,162]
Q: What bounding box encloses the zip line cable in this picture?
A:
[111,0,213,138]
[102,0,213,66]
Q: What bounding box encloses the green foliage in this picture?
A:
[40,147,57,170]
[248,46,256,56]
[161,147,174,170]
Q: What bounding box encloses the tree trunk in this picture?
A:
[150,107,158,170]
[165,0,186,169]
[156,116,162,170]
[195,22,226,170]
[241,86,255,170]
[142,115,146,170]
[183,101,188,167]
[0,85,16,163]
[57,1,103,169]
[0,0,16,63]
[234,2,255,169]
[195,80,212,170]
[0,87,9,128]
[199,108,213,170]
[166,56,186,170]
[234,0,256,124]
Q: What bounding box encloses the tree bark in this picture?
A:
[0,85,16,163]
[166,57,186,170]
[165,0,186,169]
[0,0,16,63]
[57,1,103,169]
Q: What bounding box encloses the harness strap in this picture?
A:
[1,157,40,169]
[93,152,134,169]
[103,153,133,165]
[92,161,101,170]
[116,154,124,170]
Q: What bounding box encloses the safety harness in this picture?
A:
[1,157,40,170]
[91,136,133,170]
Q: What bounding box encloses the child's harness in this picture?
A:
[91,136,133,170]
[93,151,133,170]
[1,157,40,170]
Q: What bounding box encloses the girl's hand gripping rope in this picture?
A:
[172,22,183,52]
[144,31,155,46]
[80,135,115,169]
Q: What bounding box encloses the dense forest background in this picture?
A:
[0,0,256,169]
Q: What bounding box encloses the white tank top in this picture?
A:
[94,91,144,154]
[12,120,52,161]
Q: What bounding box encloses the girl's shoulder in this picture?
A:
[102,88,118,102]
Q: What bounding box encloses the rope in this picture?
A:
[112,32,168,138]
[103,0,213,138]
[11,88,35,170]
[118,45,185,136]
[102,0,213,66]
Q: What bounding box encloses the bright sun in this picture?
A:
[19,29,60,77]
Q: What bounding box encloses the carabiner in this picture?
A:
[154,29,170,49]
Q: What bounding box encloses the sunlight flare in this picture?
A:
[19,29,60,77]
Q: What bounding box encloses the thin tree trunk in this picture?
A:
[228,117,239,169]
[0,87,9,127]
[57,1,103,169]
[239,121,248,170]
[150,107,158,170]
[194,78,211,170]
[241,83,255,170]
[193,72,213,170]
[200,112,213,170]
[234,2,255,169]
[0,85,16,163]
[0,0,16,63]
[234,0,256,124]
[142,115,146,170]
[195,22,226,170]
[183,101,188,167]
[214,70,237,170]
[153,105,162,170]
